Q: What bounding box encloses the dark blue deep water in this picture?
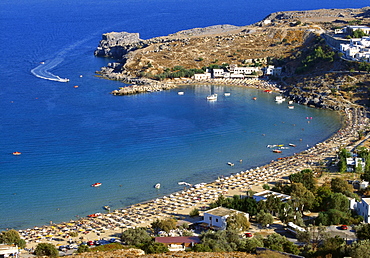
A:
[0,0,366,230]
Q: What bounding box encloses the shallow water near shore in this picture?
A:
[0,0,364,230]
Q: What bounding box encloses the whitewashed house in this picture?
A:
[203,207,249,230]
[344,26,370,35]
[340,36,370,62]
[355,198,370,223]
[346,157,366,172]
[0,245,19,258]
[193,72,211,80]
[212,68,226,78]
[348,197,357,210]
[360,181,369,190]
[229,64,260,75]
[253,190,291,203]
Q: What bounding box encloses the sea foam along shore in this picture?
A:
[18,79,368,251]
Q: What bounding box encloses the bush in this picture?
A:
[34,243,59,257]
[77,245,90,253]
[0,229,26,249]
[121,227,152,246]
[263,184,270,190]
[189,208,200,217]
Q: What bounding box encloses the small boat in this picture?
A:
[288,106,294,109]
[289,143,296,147]
[154,183,161,189]
[74,85,79,88]
[12,152,21,155]
[275,96,286,102]
[207,94,217,101]
[227,162,235,166]
[87,213,101,218]
[91,183,102,187]
[224,92,231,96]
[103,205,110,210]
[178,91,184,95]
[264,90,272,93]
[273,150,282,153]
[288,100,293,104]
[252,97,257,100]
[40,61,45,64]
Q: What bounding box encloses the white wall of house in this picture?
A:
[356,198,370,223]
[194,73,211,80]
[204,212,228,229]
[203,207,249,230]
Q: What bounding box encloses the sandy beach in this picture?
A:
[17,78,369,252]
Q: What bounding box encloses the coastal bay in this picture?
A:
[1,0,368,248]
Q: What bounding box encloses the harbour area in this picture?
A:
[110,77,280,95]
[16,98,368,251]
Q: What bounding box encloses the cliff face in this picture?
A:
[94,31,142,58]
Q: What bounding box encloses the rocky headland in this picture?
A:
[94,7,370,111]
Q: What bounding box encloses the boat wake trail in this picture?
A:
[31,56,69,82]
[30,34,97,83]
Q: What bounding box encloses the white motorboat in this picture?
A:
[178,91,184,95]
[275,96,286,102]
[207,94,217,101]
[154,183,161,189]
[224,92,231,96]
[227,162,235,166]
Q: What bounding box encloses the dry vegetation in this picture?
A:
[120,7,370,77]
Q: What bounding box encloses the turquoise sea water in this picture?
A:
[0,0,366,230]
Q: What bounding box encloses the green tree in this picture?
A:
[331,177,354,197]
[153,218,177,233]
[297,224,329,252]
[313,185,333,211]
[77,245,90,253]
[316,236,345,257]
[196,229,240,252]
[256,211,274,227]
[144,242,169,254]
[192,243,212,252]
[239,236,264,253]
[121,227,152,246]
[326,192,350,212]
[226,212,250,231]
[356,223,370,240]
[290,183,315,212]
[189,208,199,217]
[348,239,370,258]
[263,233,300,255]
[34,243,59,257]
[289,169,316,191]
[0,229,26,249]
[352,30,368,38]
[262,184,270,190]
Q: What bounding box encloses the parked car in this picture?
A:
[341,225,348,230]
[245,232,253,237]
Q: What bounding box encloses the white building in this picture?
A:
[203,207,249,230]
[355,198,370,223]
[212,69,226,78]
[193,72,211,80]
[0,245,19,258]
[345,26,370,35]
[229,64,260,75]
[340,36,370,62]
[253,190,291,202]
[360,181,369,190]
[346,157,366,172]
